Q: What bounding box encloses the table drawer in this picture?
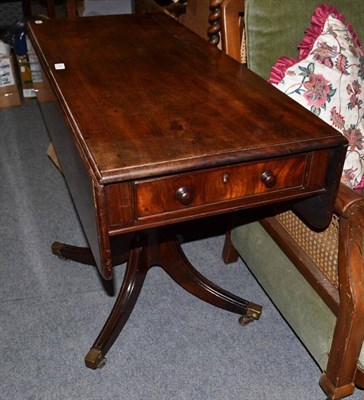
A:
[135,155,308,218]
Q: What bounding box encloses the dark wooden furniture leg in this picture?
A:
[69,228,262,369]
[85,239,148,369]
[222,230,239,264]
[160,238,260,316]
[52,235,132,267]
[52,242,98,265]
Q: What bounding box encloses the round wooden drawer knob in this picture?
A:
[175,186,193,205]
[261,170,277,188]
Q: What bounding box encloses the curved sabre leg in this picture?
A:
[51,236,131,267]
[52,242,97,265]
[159,239,262,321]
[84,244,148,369]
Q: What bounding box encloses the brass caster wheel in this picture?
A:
[52,241,64,257]
[85,348,107,370]
[238,302,262,326]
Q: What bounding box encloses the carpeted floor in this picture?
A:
[1,101,362,399]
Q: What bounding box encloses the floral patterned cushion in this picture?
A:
[269,4,364,190]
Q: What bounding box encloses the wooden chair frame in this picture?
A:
[208,0,364,398]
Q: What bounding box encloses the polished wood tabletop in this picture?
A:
[28,13,347,369]
[28,14,345,180]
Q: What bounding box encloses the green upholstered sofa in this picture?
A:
[208,0,364,398]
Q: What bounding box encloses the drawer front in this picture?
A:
[135,155,308,218]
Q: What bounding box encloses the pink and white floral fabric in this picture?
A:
[269,4,364,190]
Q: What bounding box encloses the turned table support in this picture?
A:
[52,228,262,369]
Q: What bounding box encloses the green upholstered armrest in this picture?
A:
[245,0,364,80]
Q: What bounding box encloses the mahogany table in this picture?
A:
[27,13,347,370]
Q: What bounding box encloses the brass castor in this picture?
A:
[84,348,107,370]
[51,241,65,258]
[239,302,262,326]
